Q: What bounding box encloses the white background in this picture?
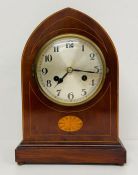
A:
[0,0,138,174]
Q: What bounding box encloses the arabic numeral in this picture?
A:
[45,55,52,62]
[46,80,52,87]
[90,53,95,60]
[66,41,74,48]
[81,89,87,96]
[56,89,61,96]
[54,46,59,52]
[82,45,84,51]
[42,68,48,75]
[94,66,100,73]
[68,92,74,101]
[92,79,95,86]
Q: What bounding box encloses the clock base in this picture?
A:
[15,140,126,165]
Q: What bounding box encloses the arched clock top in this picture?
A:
[21,8,118,109]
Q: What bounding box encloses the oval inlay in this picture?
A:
[58,116,83,132]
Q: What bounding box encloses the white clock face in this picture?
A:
[35,34,106,106]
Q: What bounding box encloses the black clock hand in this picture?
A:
[55,72,69,87]
[62,72,69,79]
[72,69,96,73]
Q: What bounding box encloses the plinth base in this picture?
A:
[15,140,126,165]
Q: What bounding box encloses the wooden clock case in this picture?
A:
[15,8,126,165]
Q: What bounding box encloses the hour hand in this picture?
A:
[54,72,68,87]
[55,78,63,87]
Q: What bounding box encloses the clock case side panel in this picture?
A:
[15,8,126,164]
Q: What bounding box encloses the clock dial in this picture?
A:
[35,34,106,106]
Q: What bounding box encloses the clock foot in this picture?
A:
[15,139,126,165]
[17,162,25,165]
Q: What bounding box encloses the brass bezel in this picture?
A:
[34,34,106,106]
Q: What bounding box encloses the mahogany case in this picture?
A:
[15,8,126,165]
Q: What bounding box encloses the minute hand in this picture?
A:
[73,69,97,73]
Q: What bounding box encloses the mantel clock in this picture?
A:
[15,8,126,165]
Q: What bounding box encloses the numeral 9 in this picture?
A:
[42,68,48,75]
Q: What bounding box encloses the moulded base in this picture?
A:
[15,140,126,165]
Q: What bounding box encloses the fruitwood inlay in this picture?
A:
[58,116,83,132]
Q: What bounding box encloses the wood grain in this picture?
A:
[15,7,126,164]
